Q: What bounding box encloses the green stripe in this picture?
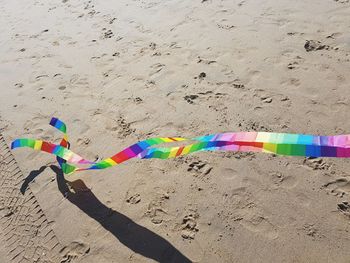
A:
[22,139,35,148]
[189,142,203,153]
[277,144,306,156]
[147,138,164,145]
[54,146,65,157]
[276,144,291,155]
[152,150,164,159]
[289,144,306,156]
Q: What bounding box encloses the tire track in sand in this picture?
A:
[0,133,62,263]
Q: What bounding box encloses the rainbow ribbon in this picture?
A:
[11,117,350,175]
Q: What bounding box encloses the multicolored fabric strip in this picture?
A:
[11,117,350,175]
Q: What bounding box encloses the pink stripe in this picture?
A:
[124,147,136,157]
[218,133,234,141]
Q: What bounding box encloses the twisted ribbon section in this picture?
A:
[11,117,350,175]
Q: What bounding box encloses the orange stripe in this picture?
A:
[176,146,184,156]
[60,139,68,148]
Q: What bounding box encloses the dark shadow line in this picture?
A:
[46,165,191,263]
[21,165,192,262]
[20,165,48,194]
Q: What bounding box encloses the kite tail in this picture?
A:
[11,117,350,175]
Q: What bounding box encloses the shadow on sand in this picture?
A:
[21,165,191,263]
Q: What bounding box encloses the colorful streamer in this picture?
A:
[11,117,350,175]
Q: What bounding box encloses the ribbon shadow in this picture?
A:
[21,166,191,263]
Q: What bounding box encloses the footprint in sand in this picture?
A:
[112,51,120,57]
[23,115,48,134]
[220,167,239,180]
[337,202,350,218]
[117,116,135,137]
[109,17,117,24]
[287,56,305,70]
[323,177,350,197]
[35,74,49,80]
[180,211,199,240]
[303,157,331,171]
[60,241,90,263]
[69,74,79,84]
[76,137,91,146]
[304,40,330,52]
[215,80,245,89]
[14,83,24,88]
[184,91,226,105]
[127,96,143,104]
[269,171,298,189]
[327,32,343,40]
[281,78,301,88]
[239,120,272,132]
[105,116,135,138]
[219,187,278,239]
[149,63,165,76]
[217,23,235,30]
[302,224,323,239]
[287,61,299,69]
[187,160,212,177]
[197,56,216,64]
[261,96,273,104]
[221,151,256,160]
[184,95,199,104]
[126,193,141,204]
[334,0,349,3]
[193,72,206,81]
[58,85,66,90]
[240,213,279,240]
[145,190,170,225]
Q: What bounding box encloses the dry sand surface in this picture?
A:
[1,0,350,262]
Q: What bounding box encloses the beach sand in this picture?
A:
[1,0,350,262]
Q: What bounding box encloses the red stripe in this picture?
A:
[41,142,55,153]
[111,151,130,164]
[176,146,184,156]
[60,139,68,148]
[235,141,263,148]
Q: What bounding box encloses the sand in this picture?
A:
[1,0,350,262]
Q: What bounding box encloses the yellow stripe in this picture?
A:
[168,147,179,158]
[262,143,277,153]
[105,158,118,166]
[65,151,73,161]
[34,140,43,150]
[181,145,192,155]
